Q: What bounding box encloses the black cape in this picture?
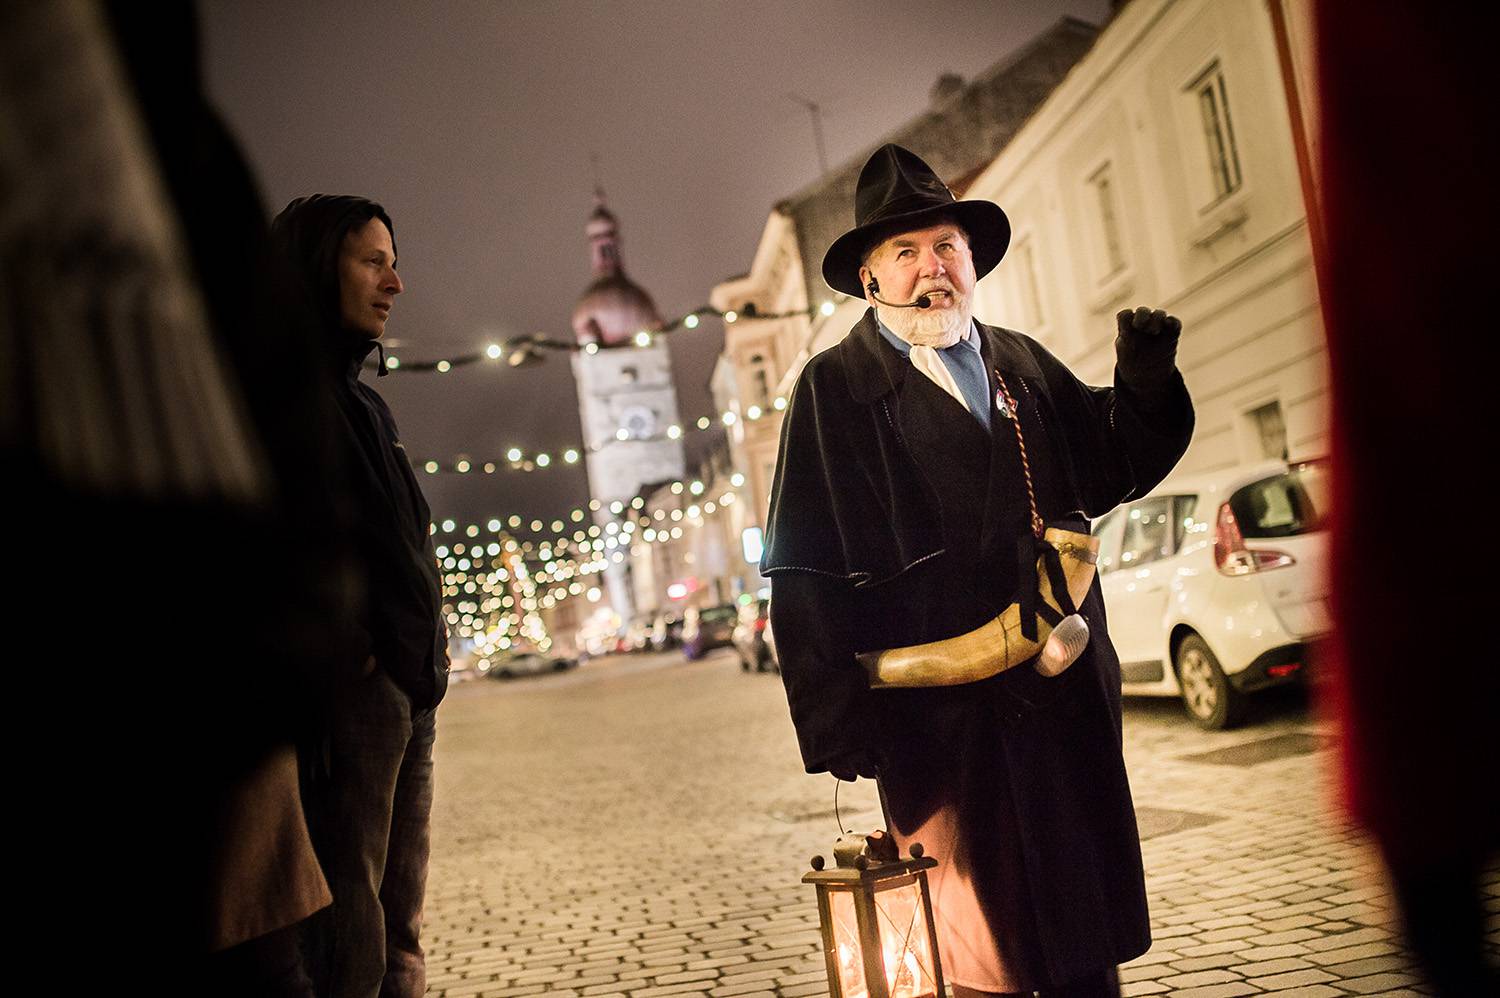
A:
[762,310,1193,986]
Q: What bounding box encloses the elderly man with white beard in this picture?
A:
[760,145,1195,997]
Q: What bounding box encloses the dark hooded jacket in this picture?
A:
[269,195,447,711]
[761,310,1193,987]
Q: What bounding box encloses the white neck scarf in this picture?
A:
[908,343,970,413]
[876,305,974,410]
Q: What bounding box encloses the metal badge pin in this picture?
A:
[995,388,1014,420]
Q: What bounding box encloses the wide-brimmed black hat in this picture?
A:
[821,144,1011,299]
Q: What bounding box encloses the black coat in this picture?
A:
[762,310,1193,986]
[269,192,450,713]
[331,338,448,711]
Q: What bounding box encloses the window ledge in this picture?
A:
[1087,267,1137,314]
[1189,195,1250,249]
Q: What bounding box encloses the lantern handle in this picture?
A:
[832,768,896,838]
[876,771,894,837]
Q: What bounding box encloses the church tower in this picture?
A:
[571,191,685,623]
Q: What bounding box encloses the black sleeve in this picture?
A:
[769,570,880,775]
[1028,336,1194,517]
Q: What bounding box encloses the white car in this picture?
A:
[1092,458,1331,729]
[479,650,577,679]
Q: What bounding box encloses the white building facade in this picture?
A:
[965,0,1326,474]
[714,0,1325,515]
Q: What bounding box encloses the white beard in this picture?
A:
[875,299,972,348]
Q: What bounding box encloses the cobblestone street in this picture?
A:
[424,650,1495,997]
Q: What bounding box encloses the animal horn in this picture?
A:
[856,527,1100,688]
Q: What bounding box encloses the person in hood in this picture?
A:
[762,145,1194,997]
[270,194,448,998]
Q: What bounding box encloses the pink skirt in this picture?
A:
[892,804,1023,994]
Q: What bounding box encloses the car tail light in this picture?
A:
[1214,502,1296,576]
[754,617,767,633]
[1267,662,1302,678]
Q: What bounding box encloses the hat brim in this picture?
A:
[820,200,1011,300]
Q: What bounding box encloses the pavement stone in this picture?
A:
[1339,971,1423,993]
[1233,957,1316,977]
[420,651,1495,995]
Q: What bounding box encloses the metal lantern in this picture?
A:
[803,828,946,998]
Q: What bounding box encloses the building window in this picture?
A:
[1189,60,1242,203]
[748,354,771,409]
[1087,161,1127,280]
[1014,237,1045,329]
[1248,400,1287,460]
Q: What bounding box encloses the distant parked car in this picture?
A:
[481,651,578,679]
[732,598,779,673]
[1095,458,1330,729]
[649,611,683,652]
[681,603,737,660]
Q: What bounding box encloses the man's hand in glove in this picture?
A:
[1114,306,1183,396]
[826,749,882,783]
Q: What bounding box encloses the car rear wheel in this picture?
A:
[1176,634,1244,730]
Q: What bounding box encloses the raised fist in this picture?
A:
[1114,306,1183,395]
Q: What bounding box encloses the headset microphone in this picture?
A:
[865,277,932,309]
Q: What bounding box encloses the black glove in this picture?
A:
[826,749,881,782]
[1114,306,1183,396]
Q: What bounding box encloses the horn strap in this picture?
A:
[1018,533,1079,642]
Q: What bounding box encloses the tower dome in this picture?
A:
[571,190,665,347]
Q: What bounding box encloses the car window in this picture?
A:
[1172,495,1200,550]
[1119,497,1173,567]
[703,607,736,623]
[1229,462,1327,538]
[1093,509,1126,575]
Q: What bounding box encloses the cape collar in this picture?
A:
[838,308,1045,405]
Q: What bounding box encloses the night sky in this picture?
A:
[201,0,1112,531]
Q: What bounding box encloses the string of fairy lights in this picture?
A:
[434,471,749,658]
[381,300,840,374]
[413,400,788,474]
[411,297,840,658]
